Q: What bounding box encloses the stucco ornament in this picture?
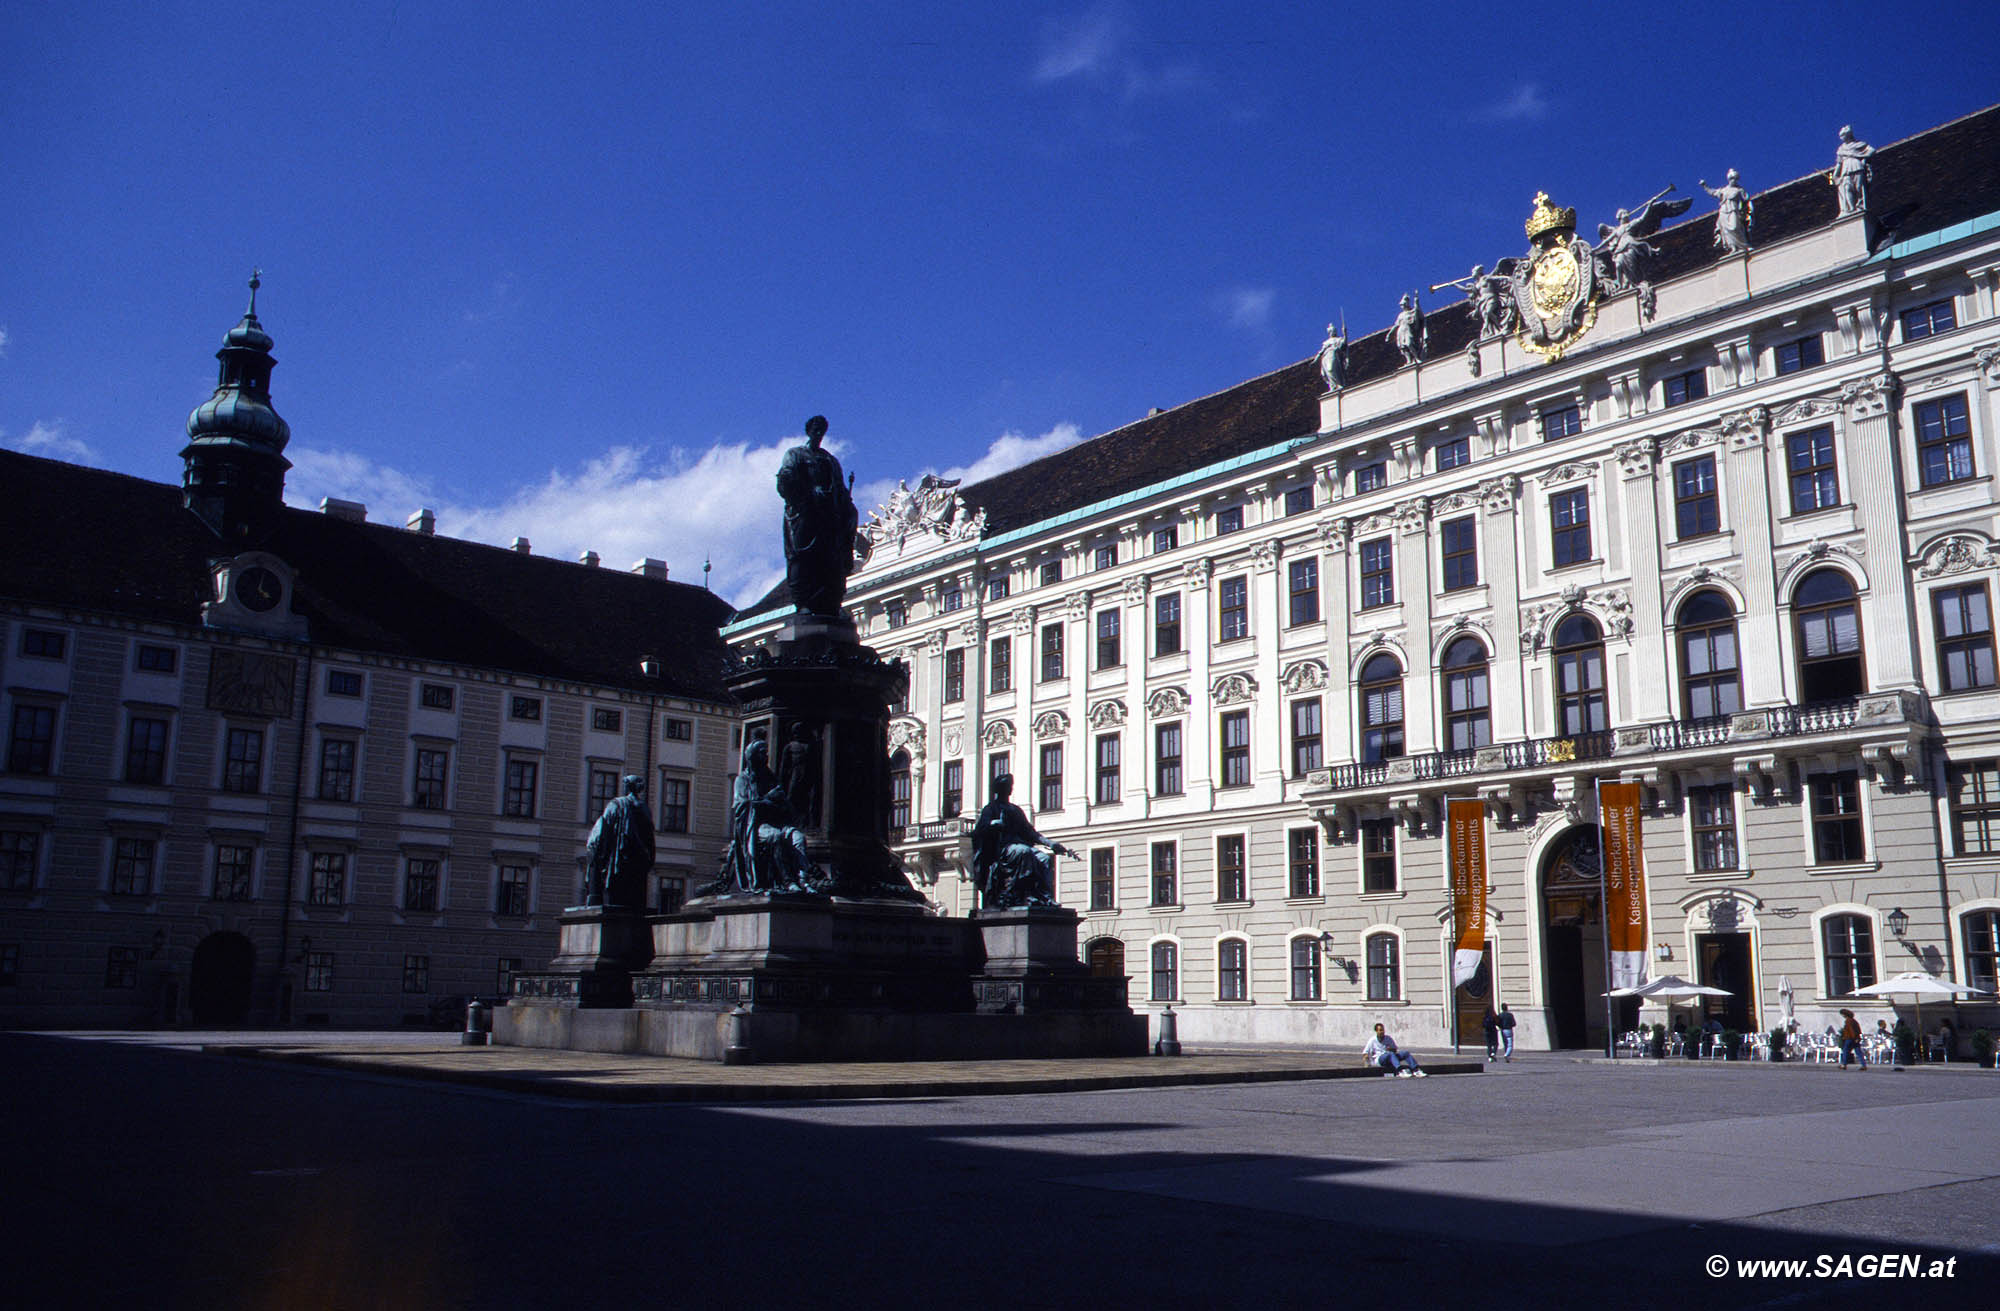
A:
[861,474,986,550]
[1086,699,1128,729]
[1147,686,1189,719]
[1280,660,1329,694]
[1491,193,1600,361]
[981,720,1014,750]
[1033,710,1070,740]
[1917,535,1995,579]
[1212,672,1258,705]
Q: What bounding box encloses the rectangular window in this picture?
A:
[1440,516,1478,591]
[888,760,909,832]
[1775,335,1824,375]
[124,716,169,785]
[588,767,621,818]
[1,831,37,890]
[1901,298,1956,341]
[1215,505,1244,535]
[988,752,1010,798]
[1809,770,1864,864]
[106,946,140,990]
[1965,910,2000,995]
[496,865,531,917]
[1915,394,1974,488]
[402,955,430,993]
[1935,584,1997,692]
[1217,575,1249,641]
[655,873,687,914]
[987,575,1011,602]
[1292,937,1323,1001]
[1095,610,1121,669]
[1359,537,1394,608]
[1288,558,1320,626]
[109,837,154,895]
[1288,828,1321,898]
[664,718,694,742]
[405,856,441,912]
[20,628,65,659]
[1284,485,1315,515]
[7,704,55,775]
[989,636,1012,693]
[884,599,907,629]
[510,695,542,721]
[222,727,263,793]
[213,844,254,901]
[1039,560,1062,588]
[307,852,346,906]
[136,644,178,673]
[941,586,963,613]
[1952,760,2000,855]
[943,648,965,702]
[1094,734,1120,804]
[1366,934,1400,1001]
[1290,698,1323,777]
[1219,710,1250,788]
[941,760,964,819]
[304,951,334,992]
[1688,784,1738,872]
[1434,435,1472,471]
[1089,848,1116,910]
[1094,544,1117,571]
[658,776,691,833]
[1154,723,1183,796]
[317,738,355,802]
[1154,593,1182,656]
[1151,941,1178,1002]
[412,748,449,809]
[1787,425,1840,513]
[1216,834,1246,902]
[1674,455,1720,540]
[1354,462,1388,494]
[503,758,539,817]
[1150,843,1177,906]
[497,957,522,996]
[1662,368,1708,408]
[592,707,622,733]
[1152,525,1179,554]
[1038,743,1063,812]
[1550,489,1591,566]
[1039,622,1064,681]
[1361,819,1397,893]
[1822,915,1876,996]
[1218,939,1247,1001]
[1541,404,1583,442]
[325,668,363,696]
[419,683,455,710]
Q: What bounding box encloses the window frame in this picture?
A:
[1774,334,1824,376]
[1934,582,1997,693]
[1541,404,1583,442]
[1358,654,1404,763]
[1290,936,1323,1001]
[1287,827,1321,898]
[1441,637,1491,753]
[1900,298,1957,341]
[1688,783,1739,873]
[1553,614,1608,736]
[495,863,532,917]
[1037,741,1063,812]
[1786,425,1841,515]
[1095,609,1121,670]
[657,775,692,833]
[1093,733,1120,805]
[1951,760,2000,855]
[306,851,346,906]
[221,726,265,794]
[404,855,441,912]
[109,836,156,896]
[1673,454,1721,541]
[124,715,171,786]
[943,647,965,703]
[1088,847,1116,911]
[1358,537,1394,609]
[1154,592,1182,657]
[988,635,1012,693]
[412,746,450,810]
[1676,591,1742,721]
[1287,557,1320,627]
[1360,819,1398,894]
[316,736,356,802]
[1150,842,1178,907]
[7,702,57,775]
[1549,487,1592,567]
[1808,769,1865,865]
[1218,710,1251,788]
[1365,931,1401,1001]
[1662,367,1709,408]
[1039,622,1064,682]
[502,755,540,818]
[1154,722,1183,797]
[213,843,255,901]
[1215,833,1246,903]
[1289,697,1323,778]
[1217,575,1249,642]
[940,759,964,820]
[1821,912,1877,996]
[1914,394,1974,489]
[1150,940,1179,1002]
[1218,937,1249,1002]
[1440,515,1478,591]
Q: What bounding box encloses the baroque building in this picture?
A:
[729,105,2000,1052]
[0,283,736,1027]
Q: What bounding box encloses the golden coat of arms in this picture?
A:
[1503,192,1598,361]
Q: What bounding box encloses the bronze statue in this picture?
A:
[715,738,816,894]
[971,773,1076,909]
[581,775,655,909]
[777,720,821,828]
[776,415,860,616]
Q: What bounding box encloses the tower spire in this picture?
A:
[180,274,292,543]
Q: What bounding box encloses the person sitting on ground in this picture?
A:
[1363,1022,1426,1078]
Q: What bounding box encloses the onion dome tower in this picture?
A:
[181,271,292,544]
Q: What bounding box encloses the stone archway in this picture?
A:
[1539,826,1608,1050]
[189,931,255,1026]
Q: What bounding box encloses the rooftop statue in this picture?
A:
[861,472,985,550]
[1832,125,1874,217]
[1392,292,1427,367]
[1316,323,1347,391]
[581,775,655,910]
[971,773,1077,910]
[1593,187,1693,321]
[777,415,861,616]
[1700,169,1753,255]
[1431,265,1516,338]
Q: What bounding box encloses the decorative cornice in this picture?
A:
[1251,539,1283,571]
[1916,533,1996,579]
[1086,698,1128,730]
[1147,686,1189,719]
[1839,371,1900,421]
[980,720,1015,750]
[1613,438,1656,479]
[1212,672,1259,706]
[1033,710,1070,740]
[1539,461,1599,488]
[1393,497,1430,536]
[1183,557,1214,588]
[1722,404,1770,449]
[888,716,927,760]
[1478,474,1519,512]
[1122,575,1150,605]
[1775,394,1840,425]
[1279,659,1330,695]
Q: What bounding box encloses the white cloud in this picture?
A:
[3,419,98,464]
[1034,8,1123,83]
[938,422,1087,486]
[0,325,10,355]
[1478,82,1550,124]
[1215,286,1276,333]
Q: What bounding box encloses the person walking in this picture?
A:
[1838,1008,1866,1070]
[1481,1006,1500,1062]
[1497,1004,1517,1061]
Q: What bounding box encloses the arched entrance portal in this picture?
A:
[189,932,255,1026]
[1538,827,1625,1050]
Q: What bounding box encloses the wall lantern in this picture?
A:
[1887,907,1909,937]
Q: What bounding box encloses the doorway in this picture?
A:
[1086,937,1125,979]
[190,932,255,1026]
[1697,933,1756,1032]
[1454,943,1494,1047]
[1540,826,1607,1050]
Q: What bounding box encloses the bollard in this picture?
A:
[1154,1004,1181,1057]
[722,1004,755,1064]
[462,997,491,1046]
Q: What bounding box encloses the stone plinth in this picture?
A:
[972,906,1131,1015]
[510,906,652,1009]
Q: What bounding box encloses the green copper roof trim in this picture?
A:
[1866,208,2000,263]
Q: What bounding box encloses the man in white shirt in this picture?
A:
[1363,1023,1426,1077]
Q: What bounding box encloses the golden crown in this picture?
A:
[1524,191,1576,240]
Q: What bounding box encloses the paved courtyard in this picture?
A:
[3,1032,1994,1309]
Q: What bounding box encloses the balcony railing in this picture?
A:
[889,817,971,846]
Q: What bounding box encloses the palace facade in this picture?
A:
[732,105,2000,1052]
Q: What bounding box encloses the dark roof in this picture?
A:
[0,449,736,703]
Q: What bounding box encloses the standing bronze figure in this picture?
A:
[777,415,860,616]
[582,775,655,909]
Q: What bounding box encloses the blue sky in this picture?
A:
[4,3,1997,606]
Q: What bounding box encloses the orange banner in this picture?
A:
[1448,798,1486,989]
[1600,781,1648,990]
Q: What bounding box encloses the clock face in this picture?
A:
[237,566,282,613]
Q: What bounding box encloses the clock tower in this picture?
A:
[180,271,292,546]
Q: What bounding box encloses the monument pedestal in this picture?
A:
[971,906,1130,1015]
[512,906,652,1008]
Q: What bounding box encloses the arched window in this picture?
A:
[1795,569,1864,702]
[1289,937,1322,1000]
[1217,938,1248,1001]
[1677,590,1742,720]
[1553,614,1606,735]
[888,749,911,831]
[1441,637,1491,752]
[1365,931,1401,1001]
[1359,653,1404,763]
[1963,910,2000,995]
[1150,941,1178,1002]
[1821,912,1876,996]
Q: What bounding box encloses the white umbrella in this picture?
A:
[1607,975,1732,1054]
[1847,971,1996,1046]
[1778,975,1795,1029]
